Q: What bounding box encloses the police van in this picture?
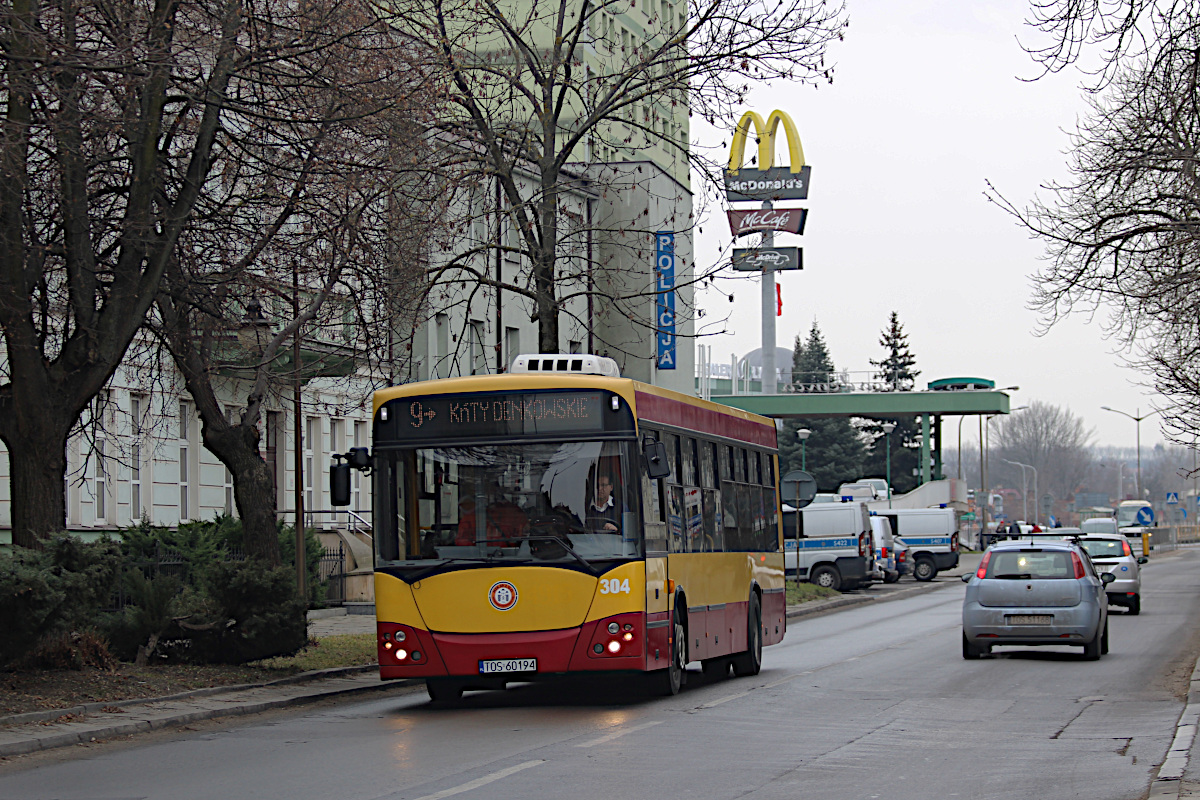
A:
[782,501,874,592]
[876,507,959,581]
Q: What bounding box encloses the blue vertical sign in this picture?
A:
[656,232,676,369]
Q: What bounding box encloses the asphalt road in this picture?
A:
[2,551,1199,800]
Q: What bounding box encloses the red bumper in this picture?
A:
[378,613,649,680]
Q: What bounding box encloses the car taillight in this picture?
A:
[951,533,959,552]
[859,533,867,557]
[975,551,991,579]
[1122,540,1133,557]
[898,551,906,563]
[881,546,889,558]
[1071,552,1086,579]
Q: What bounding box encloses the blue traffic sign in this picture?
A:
[1166,492,1180,505]
[1136,506,1155,525]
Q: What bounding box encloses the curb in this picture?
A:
[0,665,381,728]
[785,576,961,621]
[1147,651,1200,799]
[0,674,421,759]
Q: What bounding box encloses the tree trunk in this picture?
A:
[204,421,283,566]
[5,426,69,549]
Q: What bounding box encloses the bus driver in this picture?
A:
[587,473,622,534]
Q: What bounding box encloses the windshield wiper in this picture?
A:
[408,557,490,582]
[993,573,1033,580]
[524,534,599,575]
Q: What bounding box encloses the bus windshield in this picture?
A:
[375,440,642,568]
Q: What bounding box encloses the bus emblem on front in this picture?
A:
[489,581,519,611]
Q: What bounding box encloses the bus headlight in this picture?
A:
[607,641,621,654]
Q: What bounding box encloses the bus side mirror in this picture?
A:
[643,440,671,480]
[330,456,351,506]
[348,447,371,470]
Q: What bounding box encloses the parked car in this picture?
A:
[1076,534,1147,615]
[871,515,900,584]
[961,539,1114,660]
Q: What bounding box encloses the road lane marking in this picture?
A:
[407,760,544,800]
[575,721,662,747]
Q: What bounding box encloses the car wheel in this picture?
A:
[913,558,936,582]
[1101,619,1109,655]
[732,593,763,677]
[426,679,464,703]
[1083,628,1103,661]
[1128,594,1141,616]
[811,565,842,591]
[883,571,899,584]
[962,632,985,660]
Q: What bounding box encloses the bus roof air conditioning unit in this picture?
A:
[510,354,621,377]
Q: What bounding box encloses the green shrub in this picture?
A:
[183,561,308,664]
[0,536,122,666]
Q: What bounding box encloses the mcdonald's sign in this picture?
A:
[723,109,811,202]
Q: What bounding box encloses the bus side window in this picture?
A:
[641,431,669,552]
[683,437,698,486]
[664,433,680,484]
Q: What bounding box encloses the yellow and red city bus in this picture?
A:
[333,358,785,700]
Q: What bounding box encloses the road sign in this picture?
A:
[1166,491,1180,505]
[1136,506,1155,525]
[731,247,802,272]
[781,470,817,509]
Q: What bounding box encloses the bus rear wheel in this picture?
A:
[732,593,763,677]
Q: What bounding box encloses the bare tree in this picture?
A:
[0,0,258,547]
[992,401,1095,506]
[150,12,450,564]
[992,8,1200,446]
[399,0,846,353]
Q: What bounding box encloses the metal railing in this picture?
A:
[278,508,373,538]
[317,543,347,606]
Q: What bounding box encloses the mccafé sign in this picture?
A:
[723,109,811,202]
[727,207,808,238]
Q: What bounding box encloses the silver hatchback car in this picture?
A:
[962,540,1114,660]
[1076,534,1147,615]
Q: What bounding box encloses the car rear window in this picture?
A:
[1079,540,1124,559]
[986,550,1075,580]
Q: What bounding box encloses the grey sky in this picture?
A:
[694,0,1165,450]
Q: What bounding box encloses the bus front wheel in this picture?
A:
[731,593,762,677]
[426,679,464,703]
[652,610,687,696]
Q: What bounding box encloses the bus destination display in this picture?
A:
[384,391,631,441]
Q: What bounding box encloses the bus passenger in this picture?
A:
[587,473,623,533]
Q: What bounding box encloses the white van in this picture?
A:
[877,507,959,581]
[782,501,874,592]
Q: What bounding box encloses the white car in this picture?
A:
[1076,533,1147,615]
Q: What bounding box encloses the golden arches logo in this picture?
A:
[727,110,805,175]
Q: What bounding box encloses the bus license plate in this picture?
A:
[1006,615,1052,625]
[479,658,537,674]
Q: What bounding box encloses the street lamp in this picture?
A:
[1003,458,1038,527]
[981,405,1028,533]
[1101,406,1161,500]
[796,428,811,471]
[882,422,896,508]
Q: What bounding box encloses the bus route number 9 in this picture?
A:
[600,578,630,595]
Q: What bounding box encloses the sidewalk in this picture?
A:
[0,553,1024,761]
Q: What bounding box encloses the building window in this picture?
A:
[352,421,366,510]
[130,395,144,522]
[305,416,316,514]
[95,439,107,523]
[504,327,520,370]
[178,400,191,521]
[469,321,485,374]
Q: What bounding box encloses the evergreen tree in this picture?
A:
[779,323,867,492]
[861,312,921,493]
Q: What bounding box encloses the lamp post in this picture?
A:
[797,428,811,471]
[882,421,896,508]
[1003,458,1038,527]
[1101,406,1161,500]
